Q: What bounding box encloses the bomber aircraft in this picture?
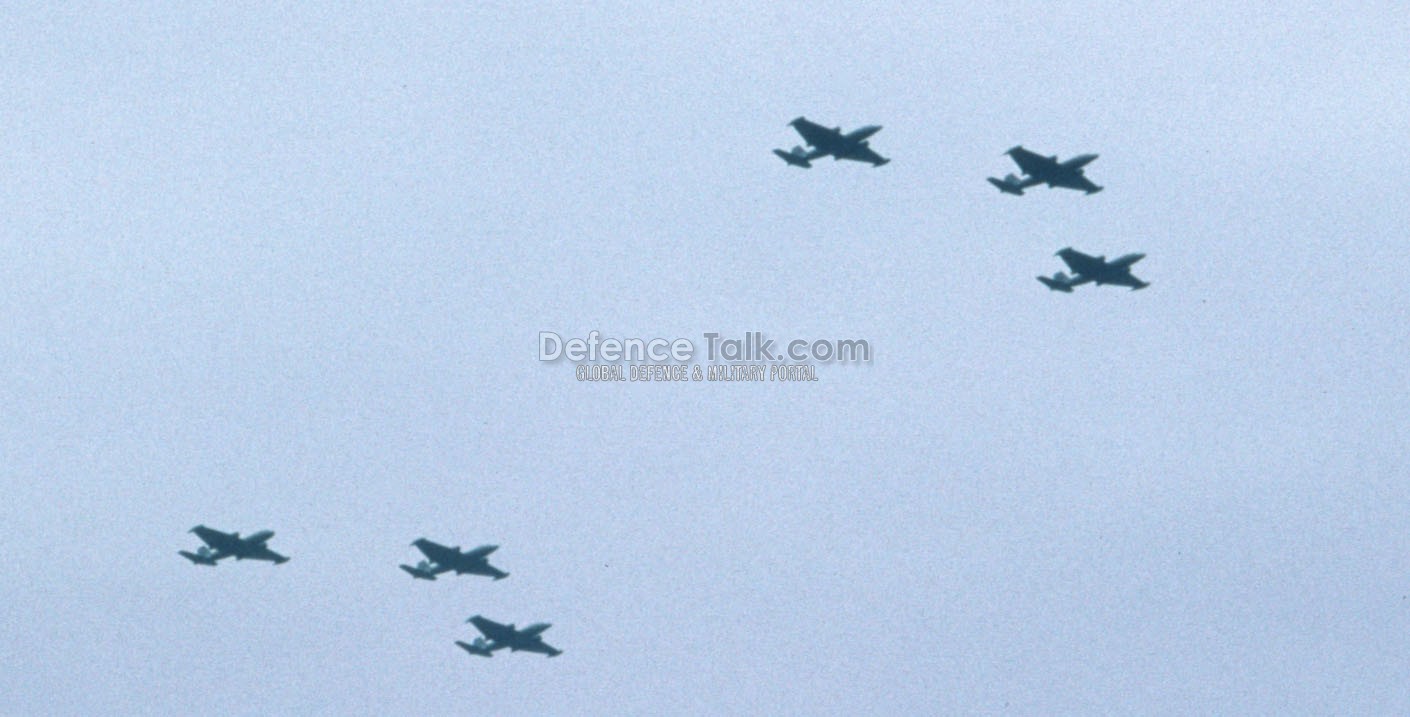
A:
[1038,247,1149,292]
[180,525,289,565]
[989,146,1102,195]
[773,117,890,168]
[458,615,562,658]
[401,538,508,581]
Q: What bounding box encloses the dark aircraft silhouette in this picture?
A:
[1038,248,1149,292]
[459,615,562,658]
[180,525,289,565]
[989,146,1102,195]
[401,538,508,581]
[773,117,889,168]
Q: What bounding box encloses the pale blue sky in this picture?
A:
[2,3,1408,714]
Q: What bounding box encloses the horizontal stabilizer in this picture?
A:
[772,148,811,168]
[456,640,494,657]
[1037,275,1074,293]
[987,176,1024,196]
[179,550,218,566]
[399,564,437,580]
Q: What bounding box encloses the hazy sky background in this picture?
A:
[3,3,1409,714]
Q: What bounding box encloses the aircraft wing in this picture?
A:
[190,525,237,552]
[1005,146,1055,177]
[460,563,509,580]
[520,640,563,657]
[1055,248,1104,276]
[1049,173,1103,194]
[246,545,290,564]
[788,117,838,148]
[468,615,516,643]
[834,143,889,166]
[413,539,460,566]
[1104,273,1149,290]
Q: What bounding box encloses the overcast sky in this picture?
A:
[3,3,1409,714]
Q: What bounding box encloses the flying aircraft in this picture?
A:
[773,117,890,168]
[180,525,289,565]
[989,146,1102,195]
[1038,248,1149,292]
[401,538,508,581]
[459,615,562,658]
